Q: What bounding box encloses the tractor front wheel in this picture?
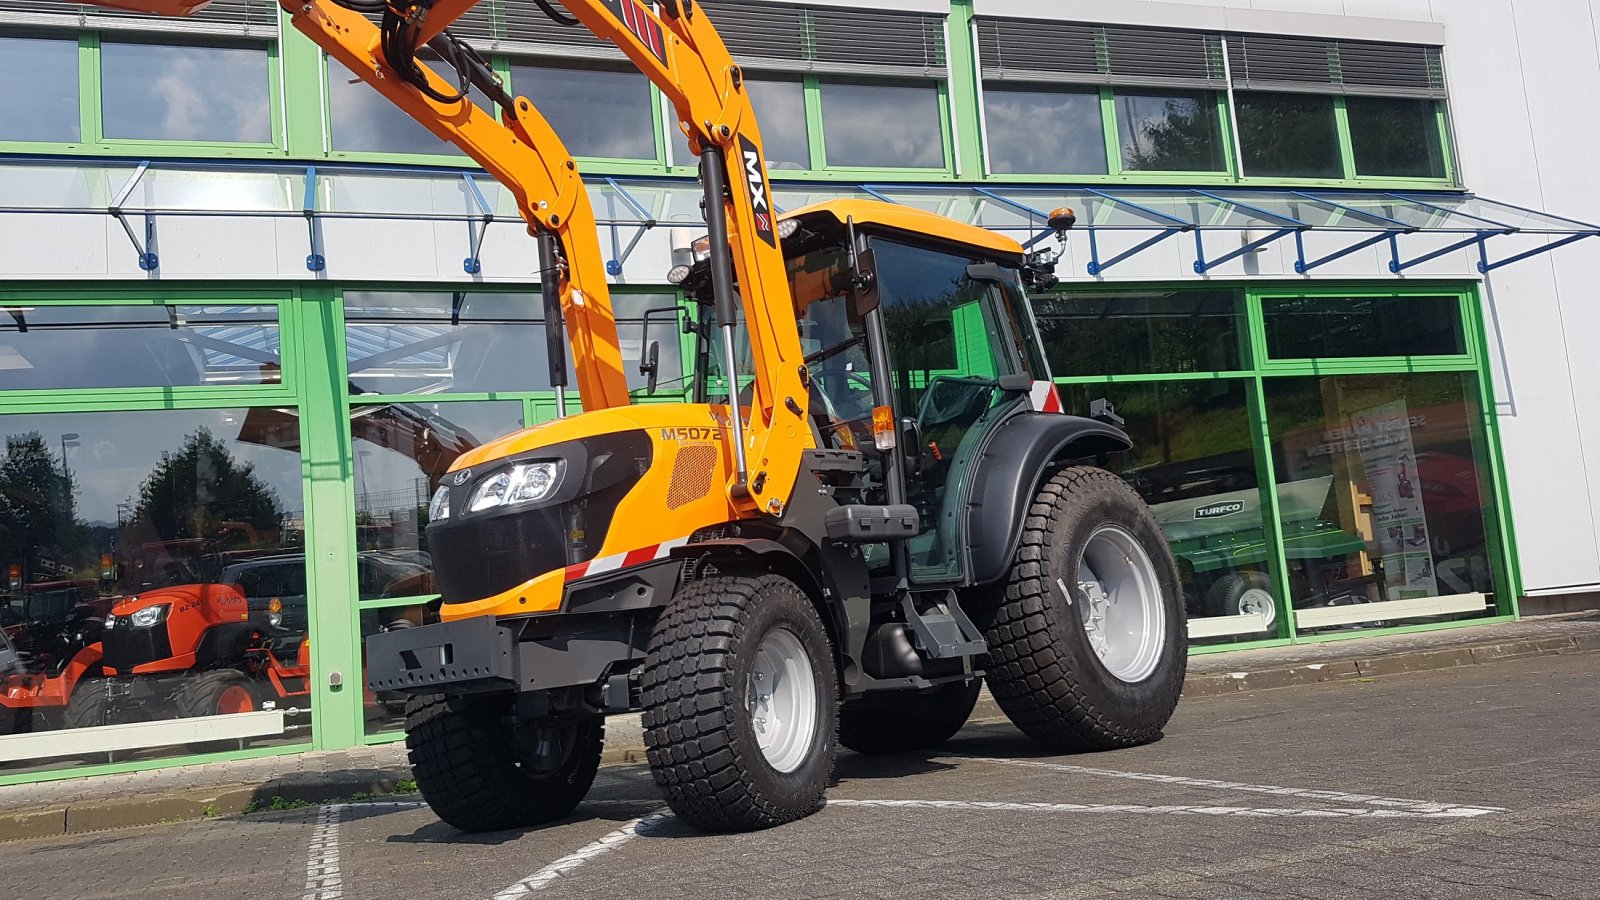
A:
[406,694,603,833]
[177,669,260,753]
[978,466,1186,751]
[641,573,838,831]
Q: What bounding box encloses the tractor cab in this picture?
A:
[675,199,1110,587]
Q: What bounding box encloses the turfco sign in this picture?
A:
[1193,500,1245,520]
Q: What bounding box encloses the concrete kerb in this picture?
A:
[2,617,1596,841]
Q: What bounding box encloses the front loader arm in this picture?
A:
[421,0,812,515]
[79,0,633,412]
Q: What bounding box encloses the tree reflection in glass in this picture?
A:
[1115,90,1224,172]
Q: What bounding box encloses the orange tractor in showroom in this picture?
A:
[80,0,1188,832]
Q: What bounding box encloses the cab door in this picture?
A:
[862,237,1049,584]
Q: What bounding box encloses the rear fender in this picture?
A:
[963,412,1132,586]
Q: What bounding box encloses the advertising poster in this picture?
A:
[1353,400,1437,598]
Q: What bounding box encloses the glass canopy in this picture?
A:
[0,158,1594,278]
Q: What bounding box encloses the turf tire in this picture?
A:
[640,573,837,832]
[976,466,1186,752]
[405,693,603,833]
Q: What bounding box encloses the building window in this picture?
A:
[1033,291,1243,377]
[1114,90,1225,173]
[0,303,282,390]
[1264,372,1499,633]
[510,63,656,161]
[327,57,466,157]
[1234,91,1341,179]
[982,85,1107,176]
[670,75,810,170]
[100,41,272,144]
[1261,295,1466,360]
[0,407,308,768]
[0,35,80,143]
[744,77,810,171]
[1347,96,1447,179]
[819,80,945,169]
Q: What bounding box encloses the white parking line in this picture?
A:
[302,804,344,900]
[962,756,1505,815]
[488,812,674,898]
[826,798,1497,819]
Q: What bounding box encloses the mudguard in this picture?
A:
[963,412,1132,586]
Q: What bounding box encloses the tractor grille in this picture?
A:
[667,444,717,510]
[428,505,571,604]
[102,625,173,674]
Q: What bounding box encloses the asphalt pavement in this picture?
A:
[4,651,1596,899]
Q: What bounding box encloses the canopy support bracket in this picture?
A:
[303,166,325,272]
[602,177,656,278]
[462,173,495,275]
[108,161,157,271]
[1294,230,1399,274]
[1389,232,1493,273]
[1194,228,1296,274]
[1478,231,1600,272]
[1086,227,1188,276]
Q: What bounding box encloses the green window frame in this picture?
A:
[1232,94,1457,189]
[977,82,1237,186]
[666,74,957,182]
[0,290,299,406]
[0,29,286,160]
[1049,282,1519,656]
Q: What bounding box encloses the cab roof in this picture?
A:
[782,199,1024,261]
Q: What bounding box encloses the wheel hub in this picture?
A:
[1077,524,1167,683]
[746,626,818,774]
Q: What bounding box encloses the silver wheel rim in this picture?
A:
[1077,524,1166,683]
[1238,587,1277,629]
[747,625,818,774]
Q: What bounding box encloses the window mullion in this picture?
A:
[81,31,103,146]
[803,75,826,171]
[1334,95,1358,180]
[1099,87,1121,176]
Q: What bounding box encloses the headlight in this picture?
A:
[267,597,283,628]
[467,461,563,513]
[129,604,170,628]
[103,615,118,630]
[428,485,451,521]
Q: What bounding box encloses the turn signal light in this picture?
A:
[871,405,896,452]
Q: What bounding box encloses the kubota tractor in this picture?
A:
[69,544,312,736]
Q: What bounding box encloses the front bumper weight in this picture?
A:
[366,616,518,694]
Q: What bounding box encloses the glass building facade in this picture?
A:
[0,0,1552,783]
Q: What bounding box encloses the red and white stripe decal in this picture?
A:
[1028,380,1064,414]
[565,536,689,581]
[618,0,666,60]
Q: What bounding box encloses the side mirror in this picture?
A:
[900,417,925,475]
[640,340,661,396]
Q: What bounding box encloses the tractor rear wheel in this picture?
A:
[405,694,603,833]
[977,466,1186,752]
[640,573,837,831]
[177,669,259,753]
[838,678,981,755]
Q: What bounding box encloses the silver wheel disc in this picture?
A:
[747,625,818,774]
[1077,524,1166,683]
[1237,587,1277,629]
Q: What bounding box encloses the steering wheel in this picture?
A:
[917,375,995,428]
